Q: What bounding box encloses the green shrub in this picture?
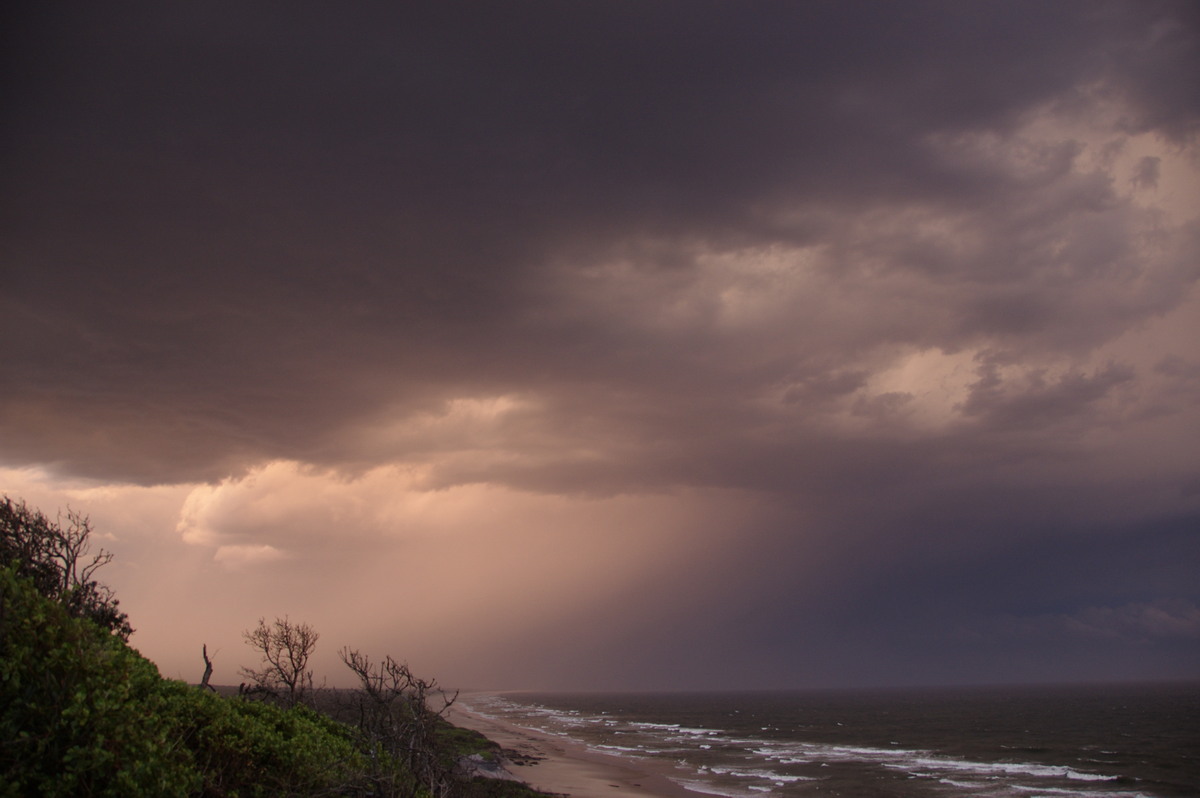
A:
[0,565,196,796]
[161,682,371,797]
[1,563,380,797]
[1,500,546,798]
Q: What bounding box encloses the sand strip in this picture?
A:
[448,698,708,798]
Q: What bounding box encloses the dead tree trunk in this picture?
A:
[199,644,216,691]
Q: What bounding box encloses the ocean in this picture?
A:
[461,683,1199,798]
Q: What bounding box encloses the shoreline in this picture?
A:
[448,696,710,798]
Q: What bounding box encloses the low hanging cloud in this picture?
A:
[167,459,775,674]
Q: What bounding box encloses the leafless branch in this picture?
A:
[240,616,319,707]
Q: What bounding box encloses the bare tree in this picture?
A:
[240,616,319,707]
[198,644,217,691]
[340,648,459,798]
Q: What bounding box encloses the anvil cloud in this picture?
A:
[2,1,1198,689]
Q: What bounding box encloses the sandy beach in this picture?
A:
[448,697,708,798]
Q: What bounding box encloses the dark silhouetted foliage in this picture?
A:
[0,496,131,639]
[339,648,459,797]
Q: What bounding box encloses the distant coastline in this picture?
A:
[459,684,1200,798]
[449,695,710,798]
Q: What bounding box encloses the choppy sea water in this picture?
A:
[460,683,1199,798]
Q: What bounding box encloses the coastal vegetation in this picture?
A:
[0,497,545,797]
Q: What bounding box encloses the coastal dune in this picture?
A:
[449,699,707,798]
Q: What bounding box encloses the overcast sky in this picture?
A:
[3,1,1199,690]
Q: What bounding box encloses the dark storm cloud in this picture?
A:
[2,2,1198,687]
[4,2,1194,481]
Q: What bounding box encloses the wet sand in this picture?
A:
[448,698,708,798]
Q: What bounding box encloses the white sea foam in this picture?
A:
[749,737,1120,788]
[632,721,722,737]
[752,741,925,765]
[765,773,818,784]
[591,743,645,754]
[671,778,763,798]
[704,765,815,783]
[887,756,1119,782]
[479,693,1145,798]
[750,747,812,765]
[938,777,992,789]
[1012,787,1155,798]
